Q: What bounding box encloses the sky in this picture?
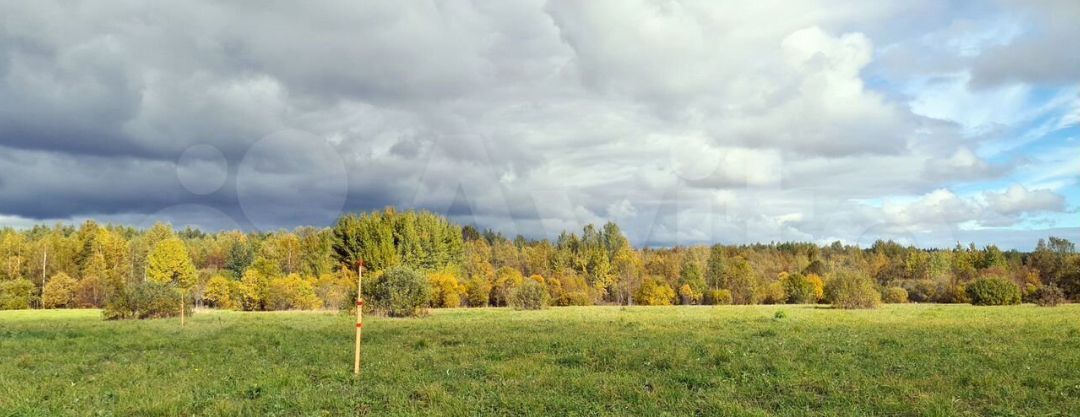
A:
[0,0,1078,250]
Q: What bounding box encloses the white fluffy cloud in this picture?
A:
[984,185,1066,216]
[874,186,1067,233]
[883,189,979,230]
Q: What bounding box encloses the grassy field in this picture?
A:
[1,305,1079,417]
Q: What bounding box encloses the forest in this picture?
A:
[0,208,1076,316]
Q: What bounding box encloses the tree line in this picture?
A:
[0,208,1076,316]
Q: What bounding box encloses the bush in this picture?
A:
[901,279,940,303]
[238,269,269,311]
[491,267,524,307]
[825,271,881,309]
[703,289,732,305]
[781,273,821,304]
[372,266,431,317]
[0,279,34,310]
[74,275,106,307]
[1033,284,1065,307]
[463,275,491,307]
[312,272,353,310]
[551,274,593,306]
[42,273,79,308]
[562,290,592,306]
[882,287,908,304]
[634,277,676,306]
[203,274,237,309]
[104,281,187,320]
[943,284,971,304]
[428,271,466,308]
[678,284,702,305]
[508,280,549,310]
[966,277,1021,306]
[1022,283,1039,303]
[761,282,787,304]
[265,275,321,310]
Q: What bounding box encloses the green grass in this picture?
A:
[2,305,1079,416]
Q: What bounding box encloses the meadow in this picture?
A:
[1,305,1079,417]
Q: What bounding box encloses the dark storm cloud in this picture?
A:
[0,146,193,218]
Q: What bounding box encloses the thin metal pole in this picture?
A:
[354,262,363,375]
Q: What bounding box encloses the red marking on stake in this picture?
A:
[356,300,364,307]
[356,323,363,328]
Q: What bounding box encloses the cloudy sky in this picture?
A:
[1,0,1078,249]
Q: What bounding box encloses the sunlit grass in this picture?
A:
[2,304,1079,416]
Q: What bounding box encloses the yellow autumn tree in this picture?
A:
[146,237,198,322]
[146,238,197,290]
[806,273,825,302]
[203,274,236,309]
[428,271,466,308]
[238,269,269,311]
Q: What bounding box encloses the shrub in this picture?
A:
[678,284,701,305]
[203,274,237,309]
[901,279,940,303]
[74,275,106,307]
[265,274,321,310]
[103,281,186,320]
[634,277,675,306]
[1033,284,1065,307]
[372,266,431,317]
[562,290,592,306]
[1021,283,1039,303]
[882,287,908,304]
[0,279,34,310]
[704,289,732,305]
[42,273,79,308]
[553,274,593,306]
[825,271,881,309]
[508,280,549,310]
[761,282,787,305]
[491,267,524,307]
[966,277,1021,306]
[428,271,466,308]
[238,269,269,311]
[463,274,491,307]
[1062,263,1080,301]
[359,269,382,304]
[944,284,970,304]
[781,273,820,304]
[312,272,352,310]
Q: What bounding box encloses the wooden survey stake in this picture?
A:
[354,261,363,375]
